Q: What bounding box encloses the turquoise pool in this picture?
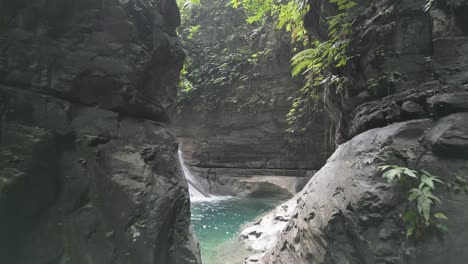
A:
[191,198,280,264]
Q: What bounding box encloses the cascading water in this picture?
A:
[178,148,212,201]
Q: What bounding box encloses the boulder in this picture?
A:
[428,93,468,117]
[261,120,468,264]
[428,113,468,156]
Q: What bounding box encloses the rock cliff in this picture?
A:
[172,0,330,198]
[0,0,200,263]
[250,0,468,263]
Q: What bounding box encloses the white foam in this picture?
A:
[190,194,234,203]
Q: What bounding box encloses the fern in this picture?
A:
[202,0,356,133]
[285,1,355,133]
[291,49,319,76]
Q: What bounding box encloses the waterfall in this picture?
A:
[178,148,212,201]
[178,146,232,203]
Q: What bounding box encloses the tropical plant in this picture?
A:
[177,0,358,131]
[228,0,357,133]
[379,165,448,239]
[176,0,287,114]
[286,0,355,133]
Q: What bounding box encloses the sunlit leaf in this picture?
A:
[434,212,448,221]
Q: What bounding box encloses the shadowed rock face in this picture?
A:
[0,0,201,263]
[0,0,183,123]
[320,0,468,144]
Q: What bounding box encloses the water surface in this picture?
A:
[191,198,281,264]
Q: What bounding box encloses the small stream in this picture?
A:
[191,198,280,264]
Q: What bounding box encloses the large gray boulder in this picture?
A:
[261,118,468,264]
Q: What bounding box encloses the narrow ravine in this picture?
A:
[2,0,468,263]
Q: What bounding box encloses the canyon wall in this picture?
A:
[173,0,330,197]
[258,0,468,263]
[0,0,200,263]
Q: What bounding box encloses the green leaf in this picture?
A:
[379,165,392,171]
[434,212,448,221]
[403,168,418,179]
[432,177,445,185]
[408,189,420,201]
[420,170,433,177]
[420,174,435,189]
[406,226,415,238]
[425,192,441,203]
[402,211,416,223]
[406,226,414,238]
[417,195,433,223]
[382,169,399,183]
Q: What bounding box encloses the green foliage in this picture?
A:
[380,165,418,182]
[176,0,290,114]
[228,0,357,133]
[179,64,194,92]
[447,172,468,194]
[290,10,354,79]
[287,2,354,132]
[229,0,277,25]
[229,0,309,45]
[177,0,356,130]
[275,1,309,45]
[379,165,448,239]
[177,0,201,22]
[187,25,201,40]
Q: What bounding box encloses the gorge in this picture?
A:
[1,0,468,264]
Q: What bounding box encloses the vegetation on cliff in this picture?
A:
[176,0,356,134]
[176,0,292,115]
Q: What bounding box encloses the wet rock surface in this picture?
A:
[0,0,200,263]
[240,199,297,263]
